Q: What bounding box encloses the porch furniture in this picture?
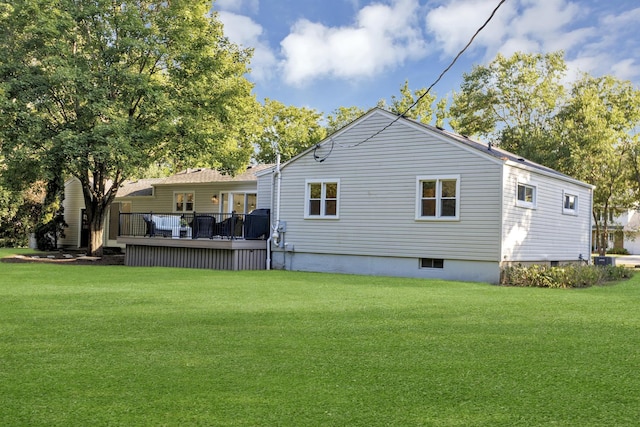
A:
[244,209,270,239]
[216,215,243,239]
[191,215,216,239]
[143,214,186,238]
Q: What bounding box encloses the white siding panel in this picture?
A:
[276,111,504,262]
[257,173,273,211]
[60,178,85,248]
[501,165,592,262]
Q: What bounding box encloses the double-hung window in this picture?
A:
[174,192,194,213]
[516,183,536,209]
[305,180,339,218]
[416,175,460,220]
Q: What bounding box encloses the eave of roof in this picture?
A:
[156,164,274,185]
[115,178,164,198]
[284,108,591,188]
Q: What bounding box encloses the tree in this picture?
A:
[326,106,366,135]
[324,81,436,136]
[449,51,566,167]
[253,99,326,163]
[0,0,258,256]
[0,178,46,248]
[377,80,436,124]
[556,75,640,255]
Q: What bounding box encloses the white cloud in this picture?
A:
[217,0,640,93]
[425,0,640,85]
[610,59,640,82]
[218,11,277,81]
[425,0,515,57]
[218,12,262,42]
[280,0,427,86]
[425,0,588,60]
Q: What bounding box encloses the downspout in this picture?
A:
[266,153,282,270]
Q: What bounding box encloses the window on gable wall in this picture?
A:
[516,183,536,208]
[416,175,460,220]
[563,192,578,215]
[305,180,339,218]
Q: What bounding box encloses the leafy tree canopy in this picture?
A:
[253,98,326,163]
[449,51,566,165]
[377,80,436,124]
[326,106,366,135]
[555,75,640,254]
[0,0,259,255]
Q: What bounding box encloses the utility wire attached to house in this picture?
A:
[313,0,507,163]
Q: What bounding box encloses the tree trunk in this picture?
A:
[598,231,607,256]
[83,195,109,258]
[89,216,105,257]
[79,172,120,258]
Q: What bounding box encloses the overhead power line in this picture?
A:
[313,0,507,162]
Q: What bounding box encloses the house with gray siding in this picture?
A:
[258,108,593,283]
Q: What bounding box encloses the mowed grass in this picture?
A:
[1,249,640,426]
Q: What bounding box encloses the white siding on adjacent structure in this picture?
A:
[501,164,592,263]
[60,178,85,248]
[61,178,121,249]
[275,110,504,263]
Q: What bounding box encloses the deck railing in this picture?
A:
[119,211,270,240]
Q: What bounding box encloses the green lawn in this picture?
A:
[1,249,639,426]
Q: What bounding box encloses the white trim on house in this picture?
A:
[173,191,195,213]
[506,159,593,190]
[415,174,460,221]
[562,190,578,216]
[304,179,340,219]
[516,181,537,209]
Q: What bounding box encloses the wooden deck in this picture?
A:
[118,236,268,270]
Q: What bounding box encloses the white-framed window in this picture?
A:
[516,182,536,209]
[416,175,460,220]
[563,191,578,215]
[220,193,257,214]
[174,192,194,213]
[305,179,339,218]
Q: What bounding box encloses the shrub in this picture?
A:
[34,212,67,251]
[501,263,633,288]
[607,247,629,255]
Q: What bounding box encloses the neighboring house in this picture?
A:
[60,165,271,250]
[257,108,594,284]
[592,208,640,254]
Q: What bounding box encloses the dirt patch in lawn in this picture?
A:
[1,250,125,266]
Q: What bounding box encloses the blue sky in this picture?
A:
[214,0,640,116]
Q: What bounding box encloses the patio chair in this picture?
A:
[191,215,216,239]
[216,215,241,239]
